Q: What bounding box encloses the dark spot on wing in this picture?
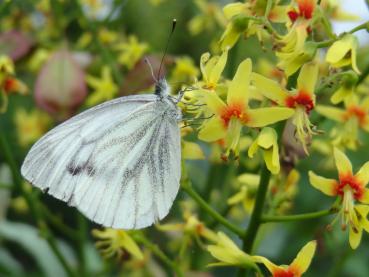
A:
[67,162,96,177]
[67,163,83,176]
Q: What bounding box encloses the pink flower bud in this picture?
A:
[35,50,87,118]
[0,31,33,61]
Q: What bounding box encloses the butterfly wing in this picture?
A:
[21,94,181,229]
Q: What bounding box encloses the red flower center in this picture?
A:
[343,106,367,126]
[220,102,248,127]
[285,91,314,114]
[274,268,296,277]
[288,0,315,22]
[3,78,16,92]
[337,173,363,200]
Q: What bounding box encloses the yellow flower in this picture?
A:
[199,50,228,91]
[252,62,319,153]
[330,73,358,105]
[188,0,225,36]
[14,108,52,147]
[219,1,289,49]
[0,55,14,77]
[183,50,228,115]
[170,56,199,86]
[309,148,369,249]
[253,240,317,276]
[276,39,317,77]
[115,36,149,70]
[269,169,300,214]
[248,127,280,174]
[198,59,294,157]
[157,212,218,243]
[0,55,28,113]
[86,66,118,106]
[207,232,257,269]
[326,34,360,74]
[98,28,119,45]
[228,173,260,213]
[275,0,317,76]
[316,96,369,150]
[92,228,144,260]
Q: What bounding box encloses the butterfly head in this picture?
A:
[155,78,170,98]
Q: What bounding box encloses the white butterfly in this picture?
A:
[21,79,182,229]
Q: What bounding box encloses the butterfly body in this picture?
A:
[21,79,182,229]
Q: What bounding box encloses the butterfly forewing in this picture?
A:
[21,93,181,229]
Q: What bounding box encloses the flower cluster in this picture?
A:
[2,0,369,276]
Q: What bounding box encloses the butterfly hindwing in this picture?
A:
[21,94,181,229]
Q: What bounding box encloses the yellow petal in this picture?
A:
[227,59,251,107]
[258,127,280,174]
[183,141,205,160]
[297,62,319,94]
[355,161,369,187]
[330,86,352,105]
[349,224,362,249]
[237,174,260,186]
[362,117,369,133]
[209,49,228,86]
[355,205,369,232]
[263,149,280,174]
[121,232,144,260]
[247,107,294,127]
[359,189,369,204]
[204,91,227,114]
[315,105,345,122]
[248,139,259,158]
[220,24,241,50]
[268,5,289,22]
[326,34,360,74]
[334,147,353,175]
[257,127,277,149]
[200,52,211,82]
[198,116,227,142]
[252,255,280,274]
[308,171,337,196]
[290,240,317,274]
[223,3,246,19]
[326,34,354,64]
[225,118,242,155]
[250,72,288,106]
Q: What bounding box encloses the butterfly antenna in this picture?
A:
[157,18,177,80]
[144,58,158,83]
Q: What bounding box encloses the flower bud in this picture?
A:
[35,50,87,118]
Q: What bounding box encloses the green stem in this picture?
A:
[77,213,87,276]
[237,164,271,277]
[0,133,76,277]
[241,164,270,253]
[316,20,369,48]
[261,208,337,223]
[134,234,184,277]
[182,181,245,238]
[348,21,369,34]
